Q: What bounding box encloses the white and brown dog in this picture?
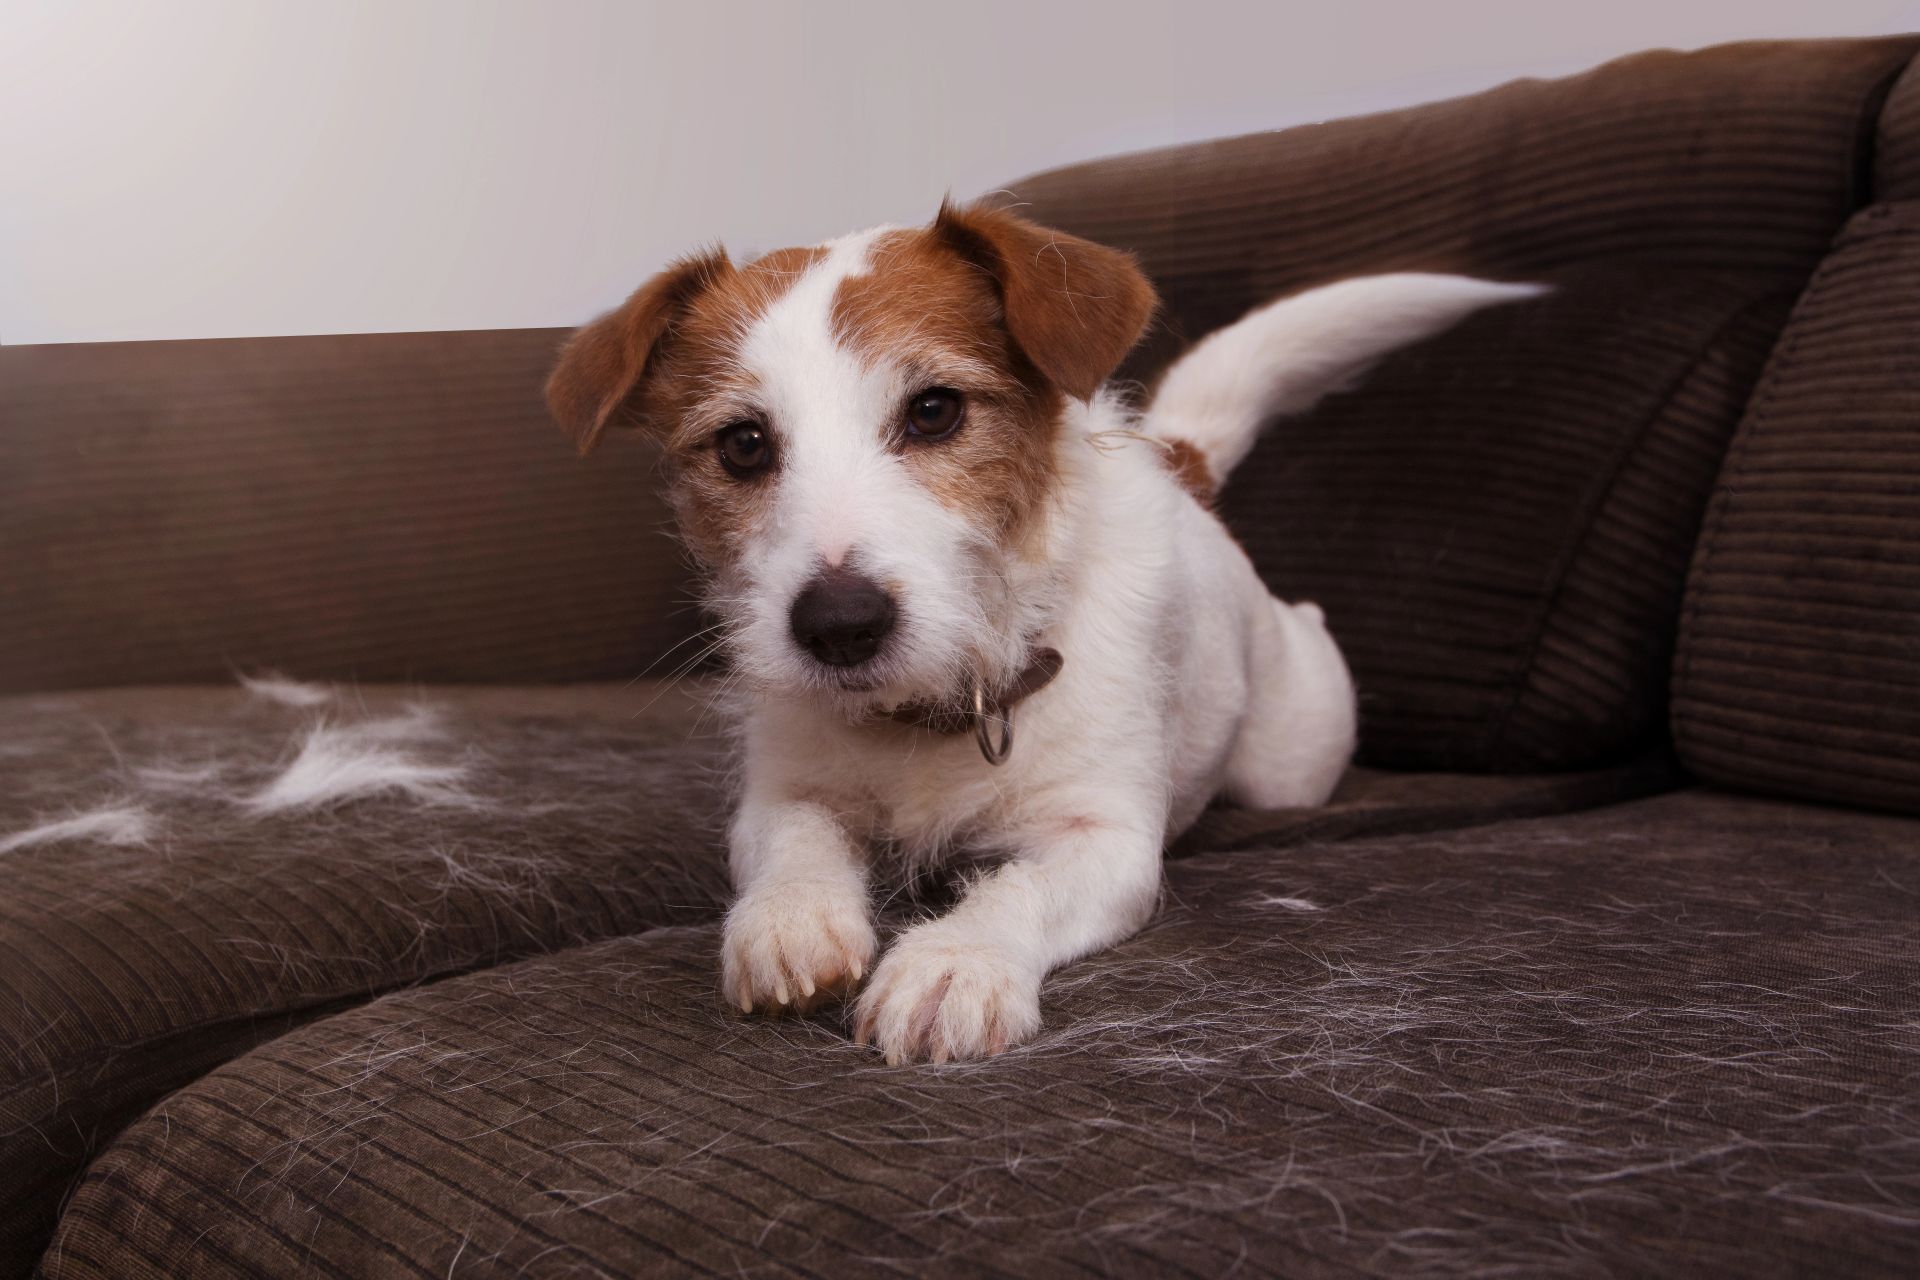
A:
[548,203,1535,1064]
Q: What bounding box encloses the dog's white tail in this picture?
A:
[1143,273,1545,492]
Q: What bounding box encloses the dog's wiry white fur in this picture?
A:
[709,244,1539,1063]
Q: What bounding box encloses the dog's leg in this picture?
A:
[853,801,1164,1064]
[1225,596,1356,809]
[721,793,878,1016]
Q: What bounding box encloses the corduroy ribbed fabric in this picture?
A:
[1009,38,1916,388]
[1009,36,1918,771]
[0,683,1672,1277]
[1,330,693,695]
[0,683,735,1277]
[41,792,1920,1278]
[12,34,1920,1278]
[1673,201,1920,815]
[1223,267,1796,770]
[1875,53,1920,198]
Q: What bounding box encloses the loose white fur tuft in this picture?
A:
[0,688,486,856]
[240,671,338,708]
[244,709,472,814]
[0,804,155,854]
[1145,274,1547,487]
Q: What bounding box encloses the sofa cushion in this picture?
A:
[1007,38,1919,772]
[1227,266,1793,770]
[0,682,1670,1276]
[42,790,1920,1277]
[1673,202,1920,814]
[0,681,735,1277]
[0,329,690,695]
[1875,49,1920,199]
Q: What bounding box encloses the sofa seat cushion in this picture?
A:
[43,791,1920,1278]
[0,680,736,1276]
[0,681,1670,1275]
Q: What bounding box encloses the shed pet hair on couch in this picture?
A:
[0,676,481,855]
[0,804,155,854]
[97,789,1913,1278]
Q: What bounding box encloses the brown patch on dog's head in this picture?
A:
[547,246,831,563]
[930,200,1157,401]
[546,246,833,451]
[549,207,1155,575]
[644,246,831,564]
[545,249,733,455]
[830,228,1060,541]
[826,206,1158,542]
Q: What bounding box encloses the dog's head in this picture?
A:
[548,203,1155,714]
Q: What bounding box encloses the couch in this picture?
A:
[4,35,1917,1277]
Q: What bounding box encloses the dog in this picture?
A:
[547,202,1537,1064]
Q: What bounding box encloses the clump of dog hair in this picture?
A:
[0,803,155,854]
[242,707,475,814]
[238,671,337,708]
[0,679,484,851]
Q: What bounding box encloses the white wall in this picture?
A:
[4,0,1917,345]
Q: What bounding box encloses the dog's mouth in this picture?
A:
[791,647,957,716]
[820,666,883,694]
[772,643,901,703]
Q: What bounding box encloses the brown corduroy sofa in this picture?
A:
[5,35,1920,1278]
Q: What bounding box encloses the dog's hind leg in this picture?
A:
[1223,596,1357,809]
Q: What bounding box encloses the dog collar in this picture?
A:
[881,647,1064,766]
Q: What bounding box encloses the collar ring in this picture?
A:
[972,680,1013,766]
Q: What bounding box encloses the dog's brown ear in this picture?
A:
[933,200,1156,401]
[546,249,730,455]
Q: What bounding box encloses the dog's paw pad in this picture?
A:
[853,934,1041,1064]
[721,882,876,1017]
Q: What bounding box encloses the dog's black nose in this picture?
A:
[790,569,896,667]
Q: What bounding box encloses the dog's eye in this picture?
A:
[716,421,773,477]
[904,388,964,440]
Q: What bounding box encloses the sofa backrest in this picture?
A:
[1670,57,1920,816]
[1013,36,1919,772]
[1,330,685,693]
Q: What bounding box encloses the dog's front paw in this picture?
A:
[722,879,876,1016]
[853,930,1042,1064]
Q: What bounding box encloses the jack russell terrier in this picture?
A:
[548,202,1536,1064]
